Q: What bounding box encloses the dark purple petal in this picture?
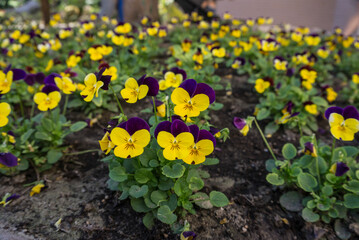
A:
[304,142,314,153]
[343,106,359,120]
[233,117,246,130]
[108,119,119,128]
[126,117,150,135]
[171,115,182,121]
[290,112,300,118]
[42,84,60,94]
[12,69,26,81]
[96,67,106,80]
[35,72,45,84]
[5,194,20,203]
[193,83,215,104]
[286,68,295,77]
[0,153,18,167]
[142,77,159,96]
[171,119,189,137]
[154,121,172,138]
[117,121,127,129]
[44,73,61,85]
[182,231,197,239]
[154,99,164,107]
[24,74,35,86]
[198,129,216,147]
[179,79,197,97]
[100,75,111,90]
[4,65,11,74]
[189,125,199,142]
[335,162,349,177]
[209,127,219,135]
[324,106,343,120]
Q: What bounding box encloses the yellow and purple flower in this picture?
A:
[183,125,216,165]
[159,68,187,91]
[110,117,150,158]
[181,231,197,240]
[80,68,111,102]
[325,106,359,141]
[233,117,249,136]
[121,75,159,103]
[273,56,287,71]
[0,152,18,168]
[0,102,11,127]
[155,119,194,161]
[231,57,246,69]
[330,162,350,177]
[304,142,317,157]
[0,65,26,94]
[171,79,215,118]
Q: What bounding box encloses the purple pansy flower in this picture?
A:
[0,153,18,167]
[138,75,159,96]
[324,106,359,120]
[335,162,349,177]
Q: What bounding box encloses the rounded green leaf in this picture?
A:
[343,180,359,194]
[334,219,351,240]
[129,185,148,198]
[279,191,303,212]
[157,205,177,225]
[134,169,151,184]
[143,212,154,230]
[322,185,333,196]
[302,207,320,222]
[189,177,204,191]
[209,191,229,207]
[109,166,128,182]
[190,192,213,209]
[344,194,359,209]
[162,163,185,178]
[266,173,284,186]
[151,190,168,205]
[297,172,317,192]
[282,143,297,160]
[47,150,63,164]
[130,198,151,213]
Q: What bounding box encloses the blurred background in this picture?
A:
[1,0,359,33]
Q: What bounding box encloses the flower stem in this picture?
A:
[109,85,125,117]
[152,97,158,124]
[253,118,278,161]
[63,95,69,116]
[65,149,100,156]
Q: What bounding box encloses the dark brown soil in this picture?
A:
[0,74,345,240]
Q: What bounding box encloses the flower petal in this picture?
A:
[84,73,97,87]
[198,129,216,147]
[154,121,172,138]
[138,84,149,100]
[110,127,130,145]
[193,83,215,104]
[171,87,190,105]
[125,77,138,90]
[171,119,189,137]
[126,117,150,135]
[343,106,359,120]
[197,139,214,155]
[157,131,174,148]
[179,79,197,97]
[189,125,199,142]
[132,129,150,147]
[192,94,210,111]
[325,106,343,120]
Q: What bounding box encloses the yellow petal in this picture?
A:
[94,81,104,97]
[132,129,150,147]
[121,88,137,103]
[192,94,210,111]
[157,131,174,148]
[125,77,138,90]
[182,150,206,165]
[138,84,149,100]
[329,113,344,128]
[176,132,194,148]
[344,118,359,133]
[84,73,97,87]
[196,139,214,155]
[110,127,130,146]
[0,102,11,116]
[0,116,9,127]
[34,92,47,104]
[171,88,190,105]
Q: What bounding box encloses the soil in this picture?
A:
[0,74,350,240]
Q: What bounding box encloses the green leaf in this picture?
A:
[157,205,177,225]
[139,148,157,167]
[344,194,359,208]
[162,163,185,178]
[42,118,54,131]
[203,158,219,165]
[143,212,155,230]
[302,207,320,222]
[266,173,284,185]
[279,191,303,212]
[264,122,279,136]
[342,146,359,157]
[297,172,317,192]
[144,197,157,209]
[70,121,87,132]
[312,96,328,107]
[282,143,297,160]
[17,159,29,171]
[151,190,168,205]
[257,108,270,120]
[189,177,204,191]
[265,159,276,172]
[130,198,151,213]
[109,166,128,182]
[174,178,191,196]
[129,185,148,198]
[343,180,359,194]
[68,99,83,108]
[209,191,229,207]
[190,192,213,209]
[134,169,151,184]
[334,219,351,240]
[322,185,333,196]
[21,129,35,143]
[47,149,63,164]
[35,132,52,141]
[210,102,224,110]
[158,178,174,191]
